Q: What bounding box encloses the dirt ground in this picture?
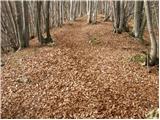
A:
[1,16,159,119]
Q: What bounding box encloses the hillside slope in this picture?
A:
[1,16,158,119]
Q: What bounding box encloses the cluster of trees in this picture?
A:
[1,0,159,65]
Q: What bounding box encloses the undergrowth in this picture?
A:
[89,35,101,45]
[130,54,146,63]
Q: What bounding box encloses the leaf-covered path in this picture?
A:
[1,16,158,119]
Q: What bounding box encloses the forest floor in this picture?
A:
[1,16,159,119]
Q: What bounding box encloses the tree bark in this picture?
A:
[70,0,74,21]
[92,1,98,24]
[119,1,125,32]
[45,1,53,43]
[113,1,120,33]
[5,2,18,45]
[144,0,157,65]
[36,1,44,44]
[138,13,147,40]
[87,1,92,24]
[104,1,110,21]
[15,1,26,49]
[133,1,143,37]
[23,1,30,47]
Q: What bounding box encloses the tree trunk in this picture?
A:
[119,1,125,32]
[113,1,120,33]
[79,0,82,17]
[92,1,98,24]
[153,1,159,30]
[144,0,157,65]
[133,1,143,37]
[73,1,77,21]
[23,1,30,47]
[6,2,18,46]
[15,1,26,49]
[70,0,74,21]
[87,1,92,24]
[36,1,44,44]
[138,13,147,40]
[104,1,110,21]
[45,1,53,43]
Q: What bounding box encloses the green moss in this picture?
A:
[146,108,159,119]
[89,36,100,45]
[130,54,146,63]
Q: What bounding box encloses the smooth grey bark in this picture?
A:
[15,1,26,49]
[87,1,92,24]
[59,1,63,26]
[42,3,46,33]
[3,2,18,50]
[36,1,44,44]
[45,1,53,43]
[119,1,125,32]
[79,0,82,17]
[5,2,17,44]
[86,0,89,13]
[92,1,98,24]
[138,13,147,40]
[87,1,97,24]
[73,1,78,21]
[133,1,143,37]
[104,1,110,21]
[70,0,74,21]
[153,1,159,30]
[144,0,157,65]
[23,1,29,47]
[113,1,120,33]
[46,1,50,38]
[28,2,36,37]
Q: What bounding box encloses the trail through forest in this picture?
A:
[1,16,159,119]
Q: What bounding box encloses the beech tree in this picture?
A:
[87,1,98,24]
[112,1,129,33]
[70,0,77,21]
[92,1,98,24]
[36,1,44,44]
[87,1,92,23]
[104,1,111,21]
[144,0,158,65]
[45,1,53,43]
[112,1,120,33]
[15,1,26,49]
[22,1,30,47]
[132,1,144,38]
[1,0,159,61]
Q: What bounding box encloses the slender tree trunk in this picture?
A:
[144,0,157,65]
[87,1,92,24]
[79,0,82,17]
[73,1,77,21]
[46,1,51,41]
[6,2,18,47]
[15,1,25,49]
[59,1,63,25]
[45,1,53,43]
[119,1,125,32]
[113,1,120,33]
[70,0,73,21]
[153,1,159,30]
[36,1,43,44]
[138,12,147,41]
[23,1,29,47]
[92,1,98,24]
[104,1,109,21]
[133,1,143,37]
